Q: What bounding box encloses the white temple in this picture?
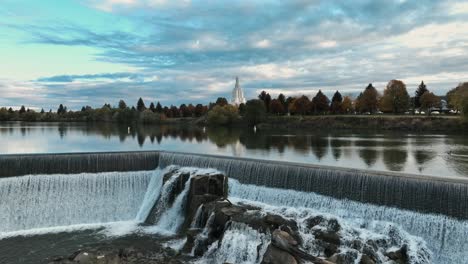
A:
[231,76,246,106]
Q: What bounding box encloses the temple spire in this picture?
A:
[231,76,246,106]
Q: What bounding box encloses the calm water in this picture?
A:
[0,121,467,177]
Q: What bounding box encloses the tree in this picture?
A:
[330,91,343,114]
[258,91,271,112]
[207,105,239,125]
[414,81,428,108]
[19,105,26,114]
[215,97,228,106]
[447,82,468,112]
[149,102,155,112]
[137,98,146,112]
[269,99,285,115]
[420,92,441,115]
[312,90,330,114]
[244,99,266,125]
[289,95,311,115]
[156,102,163,113]
[238,103,246,116]
[278,93,286,109]
[379,80,410,114]
[118,100,127,109]
[179,104,192,117]
[356,84,379,113]
[341,96,353,114]
[57,104,66,115]
[194,104,205,117]
[40,108,45,114]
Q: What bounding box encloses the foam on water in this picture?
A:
[229,179,468,264]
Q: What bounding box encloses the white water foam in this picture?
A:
[0,171,152,236]
[195,222,271,264]
[229,179,468,264]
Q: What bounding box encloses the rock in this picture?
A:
[360,254,376,264]
[313,229,341,245]
[328,250,359,264]
[184,173,228,230]
[261,244,298,264]
[305,215,341,233]
[385,245,408,263]
[272,229,298,248]
[73,252,94,263]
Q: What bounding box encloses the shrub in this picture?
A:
[207,105,239,126]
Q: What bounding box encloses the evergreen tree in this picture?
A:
[312,90,330,114]
[40,108,45,114]
[149,102,155,112]
[57,104,66,115]
[330,91,343,114]
[137,98,146,112]
[414,81,428,108]
[215,97,228,106]
[81,106,86,112]
[118,100,127,109]
[8,107,14,114]
[156,102,163,113]
[19,105,26,114]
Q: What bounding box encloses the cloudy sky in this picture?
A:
[1,0,468,110]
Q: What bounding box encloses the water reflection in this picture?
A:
[0,122,467,177]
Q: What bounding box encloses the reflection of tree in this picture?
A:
[359,149,379,167]
[383,149,407,171]
[329,139,344,160]
[207,127,240,148]
[357,139,379,167]
[310,135,329,160]
[413,150,436,172]
[289,136,309,154]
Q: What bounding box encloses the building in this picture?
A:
[231,76,246,106]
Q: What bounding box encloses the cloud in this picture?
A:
[3,0,468,108]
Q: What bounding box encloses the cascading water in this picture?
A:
[158,152,468,219]
[0,171,153,235]
[228,179,468,264]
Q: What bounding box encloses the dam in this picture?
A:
[0,151,467,263]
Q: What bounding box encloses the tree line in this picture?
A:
[1,80,467,124]
[0,98,210,123]
[207,80,468,125]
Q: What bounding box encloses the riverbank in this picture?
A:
[255,115,467,132]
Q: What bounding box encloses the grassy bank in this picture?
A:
[256,115,467,132]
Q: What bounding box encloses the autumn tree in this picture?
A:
[356,84,379,113]
[194,104,205,117]
[330,91,343,114]
[379,80,410,114]
[420,92,441,115]
[447,82,468,112]
[289,95,311,115]
[269,99,285,115]
[311,90,330,114]
[341,96,353,114]
[137,98,146,112]
[414,81,428,108]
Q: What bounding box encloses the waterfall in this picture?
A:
[135,168,164,222]
[196,222,271,264]
[159,152,468,219]
[0,151,159,178]
[229,179,468,264]
[0,171,152,234]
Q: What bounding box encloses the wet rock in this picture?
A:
[328,250,359,264]
[385,245,408,263]
[360,254,376,264]
[261,244,297,264]
[313,229,341,245]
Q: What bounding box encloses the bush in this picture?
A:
[244,99,266,125]
[207,105,239,126]
[140,109,161,124]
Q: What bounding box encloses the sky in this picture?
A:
[1,0,468,110]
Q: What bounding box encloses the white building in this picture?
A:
[231,76,246,106]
